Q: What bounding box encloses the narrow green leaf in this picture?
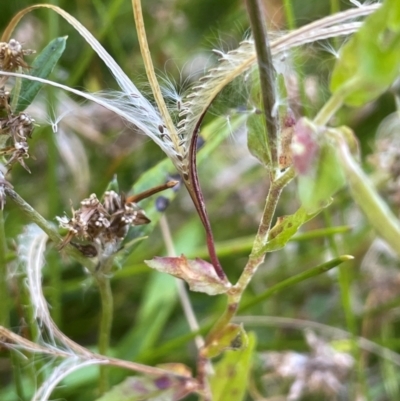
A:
[255,204,329,255]
[95,375,192,401]
[337,136,400,258]
[14,36,67,113]
[210,332,256,401]
[239,255,353,312]
[330,0,400,106]
[247,111,270,167]
[297,142,345,213]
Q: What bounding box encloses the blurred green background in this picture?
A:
[1,1,400,400]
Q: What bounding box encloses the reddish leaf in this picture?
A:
[145,255,231,295]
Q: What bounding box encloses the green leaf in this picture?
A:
[255,205,329,255]
[210,332,256,401]
[95,375,193,401]
[336,134,400,258]
[204,323,248,359]
[330,0,400,106]
[298,141,345,213]
[104,175,120,193]
[247,111,270,167]
[14,36,67,113]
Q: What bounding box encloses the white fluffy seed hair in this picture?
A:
[0,4,379,176]
[18,224,50,329]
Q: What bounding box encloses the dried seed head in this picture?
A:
[0,90,11,113]
[57,191,151,255]
[0,39,35,72]
[0,112,35,172]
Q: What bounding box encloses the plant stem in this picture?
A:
[239,255,353,312]
[0,210,9,326]
[313,90,344,126]
[0,213,26,399]
[131,0,178,147]
[46,0,62,325]
[283,0,295,30]
[336,139,400,258]
[338,259,371,400]
[95,273,113,394]
[246,0,279,173]
[205,168,294,347]
[330,0,340,14]
[188,133,226,280]
[5,187,96,271]
[159,216,204,350]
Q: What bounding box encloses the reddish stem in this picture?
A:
[126,180,178,203]
[187,117,226,281]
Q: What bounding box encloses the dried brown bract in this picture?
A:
[0,39,35,72]
[0,112,35,172]
[57,191,150,257]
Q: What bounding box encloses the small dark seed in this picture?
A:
[155,196,170,212]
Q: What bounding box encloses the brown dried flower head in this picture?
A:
[57,191,150,256]
[0,111,35,172]
[0,39,35,72]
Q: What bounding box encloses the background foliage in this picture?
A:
[1,1,400,400]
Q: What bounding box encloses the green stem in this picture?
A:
[283,0,295,30]
[131,0,178,146]
[45,106,61,325]
[140,256,352,363]
[5,187,96,271]
[205,168,295,347]
[0,212,25,398]
[246,0,279,172]
[251,166,295,256]
[239,255,353,312]
[330,0,340,14]
[0,210,8,326]
[313,90,344,126]
[338,260,371,400]
[95,273,113,394]
[337,140,400,258]
[46,0,62,326]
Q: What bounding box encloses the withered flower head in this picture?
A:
[0,39,35,72]
[57,191,151,256]
[0,112,35,172]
